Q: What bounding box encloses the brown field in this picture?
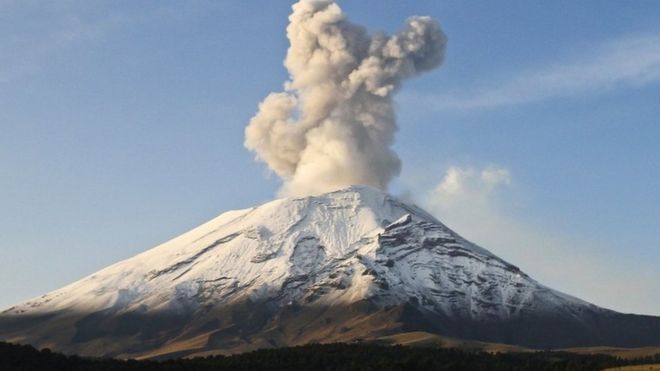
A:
[374,331,532,354]
[603,365,660,371]
[126,329,660,360]
[376,331,660,360]
[561,346,660,360]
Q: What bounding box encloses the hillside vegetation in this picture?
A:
[3,341,660,371]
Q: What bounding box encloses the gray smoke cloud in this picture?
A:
[245,0,446,197]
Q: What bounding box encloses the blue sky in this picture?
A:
[1,1,659,314]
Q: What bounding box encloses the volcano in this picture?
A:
[2,185,659,358]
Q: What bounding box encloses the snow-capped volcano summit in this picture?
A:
[0,186,578,317]
[2,186,660,357]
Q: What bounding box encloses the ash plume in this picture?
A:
[245,0,446,196]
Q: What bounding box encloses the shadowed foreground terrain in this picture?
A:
[2,341,660,371]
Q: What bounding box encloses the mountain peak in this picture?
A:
[3,187,660,357]
[0,186,574,317]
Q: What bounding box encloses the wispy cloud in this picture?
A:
[418,34,660,110]
[0,3,123,83]
[0,2,213,84]
[415,165,660,315]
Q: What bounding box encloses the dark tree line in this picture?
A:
[1,341,659,371]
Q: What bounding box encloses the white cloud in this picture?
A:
[429,166,510,208]
[419,165,660,315]
[419,34,660,110]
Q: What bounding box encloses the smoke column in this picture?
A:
[245,0,446,197]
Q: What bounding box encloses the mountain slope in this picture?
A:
[1,186,659,358]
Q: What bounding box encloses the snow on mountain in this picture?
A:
[4,185,660,357]
[2,185,599,320]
